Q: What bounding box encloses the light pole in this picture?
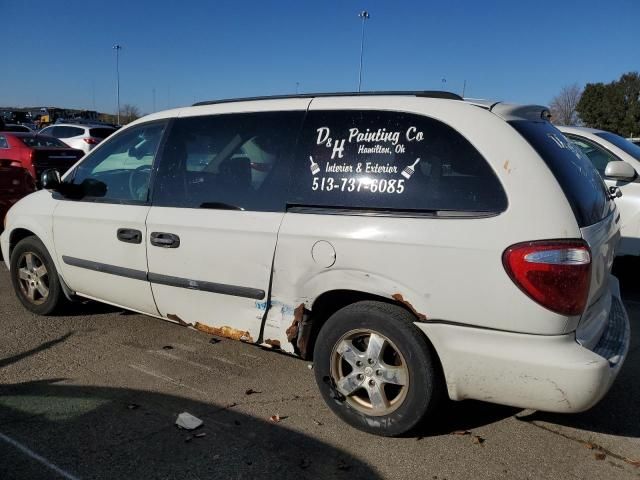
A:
[357,10,370,92]
[113,44,122,124]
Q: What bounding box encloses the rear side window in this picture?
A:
[66,126,84,137]
[89,128,115,139]
[290,110,507,214]
[510,121,611,227]
[153,111,304,212]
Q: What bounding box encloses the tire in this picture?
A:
[10,236,65,315]
[313,300,443,436]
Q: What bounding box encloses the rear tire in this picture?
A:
[313,300,443,436]
[10,236,65,315]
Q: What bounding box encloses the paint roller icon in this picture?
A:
[309,156,320,175]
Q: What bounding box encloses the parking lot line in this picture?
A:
[129,363,209,396]
[0,432,81,480]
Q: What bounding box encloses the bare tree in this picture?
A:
[549,83,582,126]
[119,104,141,124]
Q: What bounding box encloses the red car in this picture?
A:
[0,163,36,231]
[0,132,83,182]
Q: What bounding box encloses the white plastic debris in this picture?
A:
[176,412,203,430]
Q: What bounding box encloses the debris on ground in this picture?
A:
[472,435,486,446]
[269,414,287,423]
[312,419,323,426]
[245,388,261,395]
[625,458,640,467]
[450,429,484,446]
[299,459,311,470]
[175,412,204,430]
[585,443,596,449]
[337,459,352,471]
[209,338,221,344]
[194,432,207,438]
[162,345,174,350]
[126,403,139,410]
[594,452,606,461]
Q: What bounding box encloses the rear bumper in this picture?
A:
[418,281,630,412]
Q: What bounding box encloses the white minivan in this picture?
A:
[1,92,630,436]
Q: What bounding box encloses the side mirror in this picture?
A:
[604,161,636,181]
[41,169,62,190]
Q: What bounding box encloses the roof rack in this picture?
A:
[192,91,462,107]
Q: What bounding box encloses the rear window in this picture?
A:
[595,132,640,161]
[290,110,507,214]
[510,120,611,227]
[19,136,68,148]
[89,128,115,139]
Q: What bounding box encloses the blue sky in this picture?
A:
[1,0,638,114]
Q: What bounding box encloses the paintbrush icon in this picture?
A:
[401,158,420,179]
[309,156,320,175]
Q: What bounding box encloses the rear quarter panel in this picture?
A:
[263,97,583,354]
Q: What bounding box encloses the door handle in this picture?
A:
[117,228,142,244]
[150,232,180,248]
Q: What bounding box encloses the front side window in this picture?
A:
[40,127,56,137]
[0,135,8,149]
[565,134,618,175]
[290,110,507,214]
[67,122,166,203]
[153,112,303,211]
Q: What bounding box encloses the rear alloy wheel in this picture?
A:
[330,329,409,416]
[314,300,443,436]
[10,236,65,315]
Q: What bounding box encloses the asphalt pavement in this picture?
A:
[0,260,639,480]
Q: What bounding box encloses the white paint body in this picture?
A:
[1,95,629,414]
[560,126,640,256]
[39,124,115,155]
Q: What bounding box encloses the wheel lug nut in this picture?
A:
[357,374,364,380]
[369,379,375,387]
[356,361,362,367]
[376,370,381,376]
[368,358,374,365]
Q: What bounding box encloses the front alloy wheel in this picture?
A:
[10,236,65,315]
[16,252,50,305]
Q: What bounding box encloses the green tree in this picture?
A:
[577,72,640,137]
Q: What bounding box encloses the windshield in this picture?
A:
[19,135,68,148]
[595,132,640,161]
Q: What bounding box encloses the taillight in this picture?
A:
[83,137,100,145]
[503,240,591,316]
[0,160,22,168]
